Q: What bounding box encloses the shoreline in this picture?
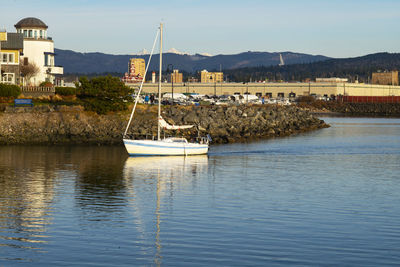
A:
[300,102,400,118]
[313,111,400,118]
[0,104,328,145]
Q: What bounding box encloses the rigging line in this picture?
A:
[124,29,160,138]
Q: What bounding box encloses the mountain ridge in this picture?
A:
[223,52,400,82]
[54,48,329,74]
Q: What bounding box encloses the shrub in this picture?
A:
[0,84,21,98]
[55,86,77,96]
[39,81,53,87]
[76,75,133,114]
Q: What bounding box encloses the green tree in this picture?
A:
[76,75,133,114]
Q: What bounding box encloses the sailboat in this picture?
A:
[123,23,209,156]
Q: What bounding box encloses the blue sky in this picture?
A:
[2,0,400,58]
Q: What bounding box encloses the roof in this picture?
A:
[0,33,24,50]
[14,17,48,29]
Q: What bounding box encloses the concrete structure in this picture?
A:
[14,17,63,86]
[200,70,223,83]
[169,69,183,83]
[128,82,400,98]
[316,77,348,83]
[122,58,145,83]
[371,71,398,86]
[0,31,23,84]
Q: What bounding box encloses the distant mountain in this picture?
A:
[54,49,329,74]
[166,48,190,55]
[134,49,149,55]
[223,52,400,83]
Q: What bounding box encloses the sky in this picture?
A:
[2,0,400,58]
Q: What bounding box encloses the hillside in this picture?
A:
[55,49,329,74]
[224,53,400,82]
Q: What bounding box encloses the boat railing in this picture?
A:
[124,133,157,140]
[195,136,210,144]
[125,133,210,144]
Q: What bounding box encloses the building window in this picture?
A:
[23,30,27,37]
[1,53,16,64]
[28,30,32,38]
[34,30,37,39]
[44,54,49,66]
[1,73,15,84]
[40,30,43,38]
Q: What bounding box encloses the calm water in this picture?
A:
[1,117,400,266]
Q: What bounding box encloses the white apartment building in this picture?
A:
[14,17,63,85]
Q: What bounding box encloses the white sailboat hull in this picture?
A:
[123,139,209,156]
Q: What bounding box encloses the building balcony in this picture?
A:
[45,66,63,75]
[24,36,53,42]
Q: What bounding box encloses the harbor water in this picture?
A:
[0,117,400,266]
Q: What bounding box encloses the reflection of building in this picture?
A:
[371,71,398,86]
[0,146,57,247]
[0,31,23,84]
[200,70,223,83]
[169,69,183,83]
[14,17,64,85]
[122,58,146,83]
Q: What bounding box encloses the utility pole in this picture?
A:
[214,79,216,96]
[0,34,2,83]
[167,64,174,104]
[0,30,4,84]
[246,82,248,104]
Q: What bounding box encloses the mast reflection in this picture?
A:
[123,155,208,266]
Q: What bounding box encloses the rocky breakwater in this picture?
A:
[0,104,328,145]
[327,103,400,117]
[162,105,328,143]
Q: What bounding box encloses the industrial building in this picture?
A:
[122,58,146,83]
[200,70,223,83]
[130,81,400,102]
[169,69,183,83]
[371,71,398,86]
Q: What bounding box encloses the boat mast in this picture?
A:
[157,23,163,140]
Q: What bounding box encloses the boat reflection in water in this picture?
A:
[123,155,208,182]
[123,155,208,266]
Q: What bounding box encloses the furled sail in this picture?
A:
[159,116,194,130]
